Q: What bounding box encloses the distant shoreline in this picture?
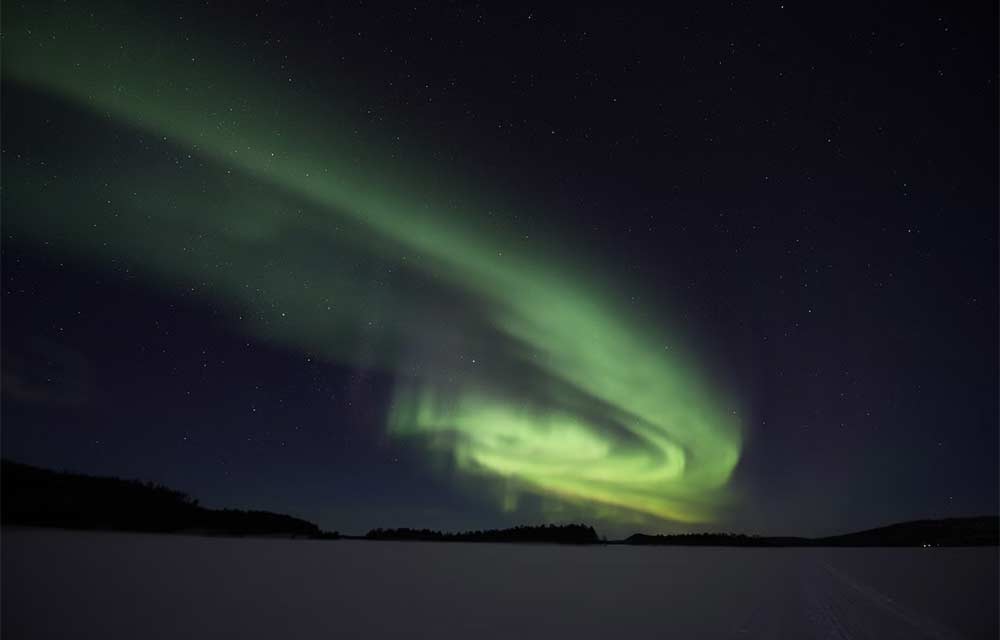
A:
[4,525,999,548]
[3,460,997,547]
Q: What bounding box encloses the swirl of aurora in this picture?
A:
[3,1,742,525]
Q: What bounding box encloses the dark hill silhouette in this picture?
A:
[815,516,999,547]
[1,459,336,539]
[366,524,600,544]
[624,516,999,547]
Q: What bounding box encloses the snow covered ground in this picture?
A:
[3,528,997,639]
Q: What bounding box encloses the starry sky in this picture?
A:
[2,0,996,538]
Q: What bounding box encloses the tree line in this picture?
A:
[2,459,333,538]
[366,523,600,544]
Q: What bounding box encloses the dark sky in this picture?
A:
[2,0,997,538]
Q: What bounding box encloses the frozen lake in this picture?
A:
[3,528,997,639]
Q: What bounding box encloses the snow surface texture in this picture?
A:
[3,528,997,639]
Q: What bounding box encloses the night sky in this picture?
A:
[2,0,996,538]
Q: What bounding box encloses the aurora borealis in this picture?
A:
[4,1,741,525]
[2,0,996,537]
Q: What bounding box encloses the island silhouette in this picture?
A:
[3,460,996,546]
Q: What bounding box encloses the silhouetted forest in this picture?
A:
[4,460,997,547]
[625,533,812,547]
[1,460,336,538]
[366,524,600,544]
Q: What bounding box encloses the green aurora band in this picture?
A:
[4,2,742,525]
